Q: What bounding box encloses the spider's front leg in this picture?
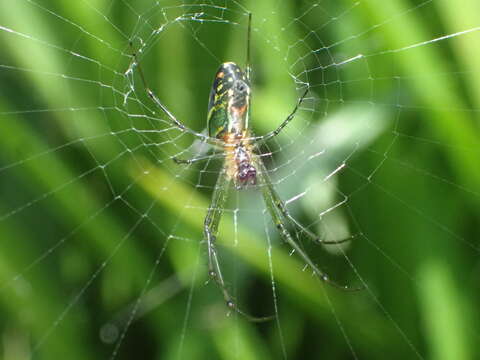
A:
[128,41,221,147]
[251,86,309,144]
[203,167,274,322]
[256,159,355,246]
[204,224,233,307]
[203,168,230,302]
[274,195,356,245]
[255,158,363,291]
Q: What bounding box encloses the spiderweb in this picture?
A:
[1,0,479,359]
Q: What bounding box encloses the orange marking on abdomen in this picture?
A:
[231,104,247,119]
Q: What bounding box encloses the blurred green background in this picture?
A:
[0,0,479,359]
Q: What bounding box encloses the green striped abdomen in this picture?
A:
[207,62,250,139]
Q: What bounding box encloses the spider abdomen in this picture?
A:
[207,62,250,139]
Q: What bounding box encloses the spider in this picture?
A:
[130,13,358,321]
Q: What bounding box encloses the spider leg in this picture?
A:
[272,190,354,245]
[204,166,274,322]
[288,216,357,245]
[255,157,363,291]
[245,12,252,82]
[128,42,220,147]
[257,159,354,245]
[172,153,223,165]
[251,87,309,144]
